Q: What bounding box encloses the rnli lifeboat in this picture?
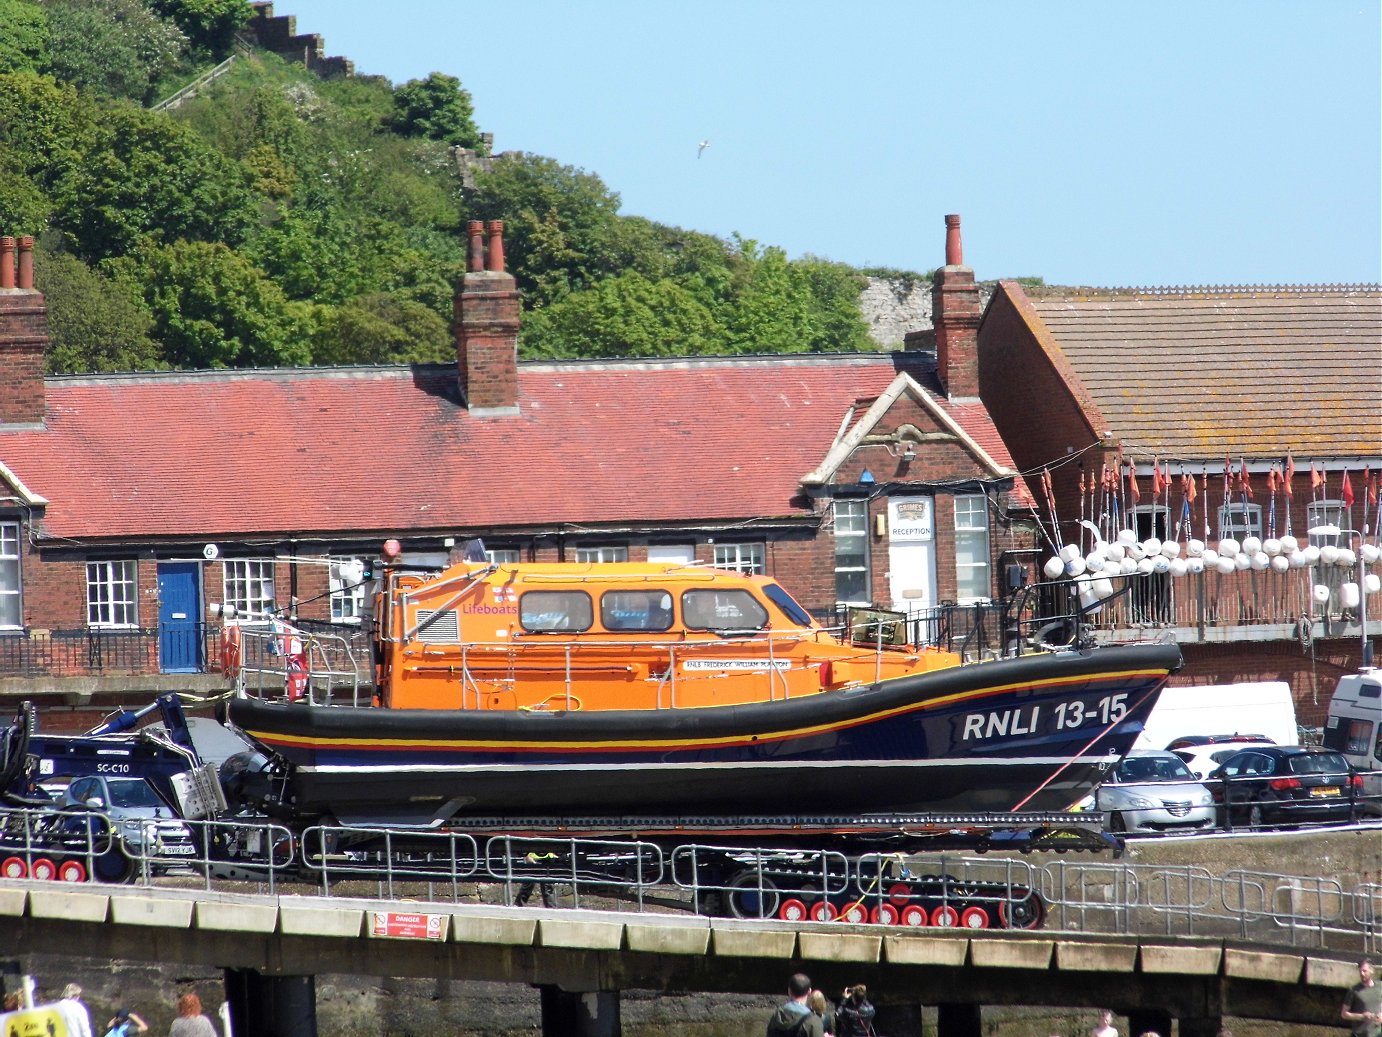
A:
[221,544,1182,825]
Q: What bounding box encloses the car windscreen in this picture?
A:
[106,779,163,808]
[1286,753,1350,775]
[1116,756,1196,782]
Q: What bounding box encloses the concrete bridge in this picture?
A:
[0,880,1365,1036]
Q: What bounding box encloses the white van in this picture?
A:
[1134,681,1298,751]
[1322,669,1382,815]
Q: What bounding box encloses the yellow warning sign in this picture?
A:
[0,1004,71,1036]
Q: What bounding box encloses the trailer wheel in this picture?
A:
[887,882,912,905]
[871,903,900,926]
[930,904,960,927]
[960,905,991,929]
[1,856,27,879]
[30,858,56,881]
[778,898,809,922]
[998,889,1045,930]
[726,871,779,920]
[836,901,866,924]
[900,904,929,927]
[809,900,837,922]
[57,860,87,883]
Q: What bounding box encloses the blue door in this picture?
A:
[157,562,202,673]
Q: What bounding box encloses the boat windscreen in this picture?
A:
[762,582,814,626]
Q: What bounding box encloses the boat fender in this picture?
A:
[220,625,241,679]
[819,661,833,687]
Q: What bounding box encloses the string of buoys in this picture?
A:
[1043,529,1382,612]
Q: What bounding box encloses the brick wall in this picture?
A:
[0,293,47,425]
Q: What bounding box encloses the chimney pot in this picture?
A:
[466,220,485,272]
[16,236,34,290]
[486,221,505,273]
[944,214,963,267]
[0,238,13,289]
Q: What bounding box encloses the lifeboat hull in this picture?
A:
[226,643,1182,824]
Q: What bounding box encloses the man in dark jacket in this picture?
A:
[835,984,877,1037]
[767,973,824,1037]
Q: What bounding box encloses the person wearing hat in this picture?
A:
[103,1008,149,1037]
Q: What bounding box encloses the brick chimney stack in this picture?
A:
[454,219,521,415]
[931,214,981,400]
[0,235,48,427]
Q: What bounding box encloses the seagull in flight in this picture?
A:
[697,140,711,159]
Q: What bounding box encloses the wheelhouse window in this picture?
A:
[711,542,764,574]
[953,495,991,602]
[0,521,20,629]
[833,499,869,604]
[329,556,366,624]
[574,545,628,563]
[682,589,768,632]
[520,590,593,632]
[87,560,137,628]
[600,590,674,632]
[224,559,276,618]
[1218,503,1263,540]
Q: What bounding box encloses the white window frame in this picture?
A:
[953,494,992,603]
[0,521,21,629]
[711,542,765,575]
[1218,502,1263,540]
[574,545,628,564]
[87,560,138,628]
[1306,500,1348,544]
[485,547,522,564]
[833,499,870,605]
[329,556,366,625]
[224,559,276,618]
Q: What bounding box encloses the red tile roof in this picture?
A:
[1014,285,1382,458]
[0,354,1026,540]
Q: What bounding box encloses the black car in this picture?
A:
[1209,746,1363,828]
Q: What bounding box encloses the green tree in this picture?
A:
[55,103,257,259]
[42,0,185,103]
[117,240,311,368]
[36,248,161,373]
[520,272,723,359]
[148,0,248,56]
[389,71,479,148]
[470,152,622,307]
[311,292,451,365]
[0,0,49,75]
[794,256,871,352]
[0,72,90,195]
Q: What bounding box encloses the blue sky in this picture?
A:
[276,0,1380,287]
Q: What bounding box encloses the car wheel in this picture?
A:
[1247,803,1267,830]
[1108,811,1128,833]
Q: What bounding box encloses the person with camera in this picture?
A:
[835,984,877,1037]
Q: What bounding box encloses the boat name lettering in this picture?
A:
[459,603,517,615]
[961,694,1129,741]
[682,659,793,671]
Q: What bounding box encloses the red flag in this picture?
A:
[1310,463,1324,492]
[1366,468,1377,508]
[1041,468,1053,500]
[1240,458,1252,499]
[1284,453,1295,498]
[1342,469,1355,508]
[1128,464,1141,504]
[1152,460,1164,497]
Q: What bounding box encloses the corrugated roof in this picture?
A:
[0,354,1026,540]
[1018,285,1382,458]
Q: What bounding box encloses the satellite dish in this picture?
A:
[203,544,219,561]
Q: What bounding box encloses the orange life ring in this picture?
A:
[220,625,242,679]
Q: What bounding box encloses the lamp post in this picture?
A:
[1308,524,1374,668]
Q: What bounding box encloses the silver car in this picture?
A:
[1088,750,1217,835]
